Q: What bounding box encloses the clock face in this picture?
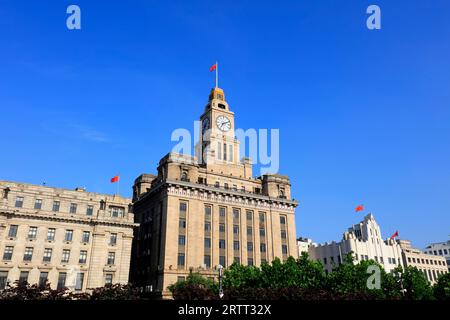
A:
[216,115,231,132]
[202,117,210,134]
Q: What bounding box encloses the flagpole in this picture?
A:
[216,61,218,88]
[117,175,120,196]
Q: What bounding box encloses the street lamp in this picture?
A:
[218,264,224,299]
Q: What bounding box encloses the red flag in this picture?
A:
[390,231,399,239]
[355,205,364,212]
[110,175,120,183]
[210,63,217,72]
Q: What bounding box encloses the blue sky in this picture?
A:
[1,1,449,248]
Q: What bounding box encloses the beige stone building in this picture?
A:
[397,239,448,284]
[0,181,136,292]
[130,87,298,294]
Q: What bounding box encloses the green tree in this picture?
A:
[433,272,450,300]
[223,263,262,288]
[168,273,218,300]
[393,265,433,300]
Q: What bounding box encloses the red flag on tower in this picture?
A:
[110,175,120,183]
[390,231,399,239]
[355,205,364,212]
[209,63,217,72]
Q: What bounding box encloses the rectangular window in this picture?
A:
[219,255,226,267]
[178,253,185,267]
[179,219,186,229]
[280,216,286,225]
[64,230,73,242]
[19,271,29,284]
[282,245,288,255]
[233,209,240,220]
[233,225,239,235]
[111,207,124,218]
[204,206,211,220]
[247,258,254,266]
[219,207,226,217]
[224,183,229,190]
[8,225,18,238]
[178,235,186,246]
[52,201,60,212]
[15,196,24,208]
[34,199,42,210]
[259,212,265,222]
[28,226,37,239]
[219,223,226,233]
[57,272,67,290]
[219,239,226,249]
[107,252,115,265]
[79,251,87,264]
[247,227,253,236]
[0,271,8,290]
[39,272,48,288]
[86,205,94,216]
[281,230,287,239]
[61,249,70,263]
[247,242,253,251]
[43,248,52,262]
[217,142,222,160]
[3,246,13,261]
[223,143,227,161]
[179,202,187,213]
[246,211,253,220]
[323,257,328,265]
[204,222,211,231]
[260,243,267,253]
[82,231,90,243]
[109,233,117,246]
[204,255,211,268]
[259,228,266,237]
[105,274,113,285]
[75,273,84,291]
[233,241,240,251]
[204,238,211,249]
[69,203,77,214]
[229,144,233,162]
[23,247,33,261]
[47,228,56,241]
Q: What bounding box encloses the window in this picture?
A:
[233,225,239,235]
[15,196,24,208]
[107,252,115,265]
[177,276,185,283]
[43,248,52,262]
[246,211,253,220]
[69,203,77,214]
[8,225,18,238]
[204,255,211,268]
[178,235,186,246]
[229,145,233,162]
[219,256,226,267]
[111,207,124,218]
[75,273,84,291]
[260,243,267,253]
[86,205,94,216]
[57,272,67,290]
[3,246,13,261]
[28,226,37,239]
[179,202,187,213]
[259,213,265,222]
[180,172,188,182]
[105,274,113,285]
[109,233,117,246]
[47,228,56,241]
[52,201,60,212]
[219,223,226,233]
[64,230,73,242]
[259,228,266,237]
[39,272,48,288]
[234,257,240,264]
[34,199,42,210]
[204,222,211,231]
[280,216,286,225]
[82,231,90,243]
[79,251,87,264]
[248,258,254,266]
[223,143,227,161]
[179,219,186,229]
[219,240,226,249]
[204,206,211,219]
[23,247,33,261]
[233,209,240,220]
[217,142,222,160]
[323,257,328,265]
[19,271,29,284]
[0,271,8,290]
[61,249,70,263]
[247,227,253,236]
[282,245,288,255]
[204,238,211,249]
[215,181,220,188]
[247,242,253,251]
[233,241,240,251]
[219,207,226,217]
[177,253,185,266]
[281,230,287,239]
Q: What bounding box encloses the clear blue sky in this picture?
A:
[1,1,449,248]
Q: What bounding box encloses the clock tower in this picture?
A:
[197,87,244,175]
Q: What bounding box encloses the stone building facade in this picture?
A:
[130,87,298,294]
[0,181,136,292]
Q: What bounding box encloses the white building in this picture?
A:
[297,237,315,257]
[308,214,403,273]
[424,240,450,271]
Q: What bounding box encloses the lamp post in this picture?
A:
[218,264,224,299]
